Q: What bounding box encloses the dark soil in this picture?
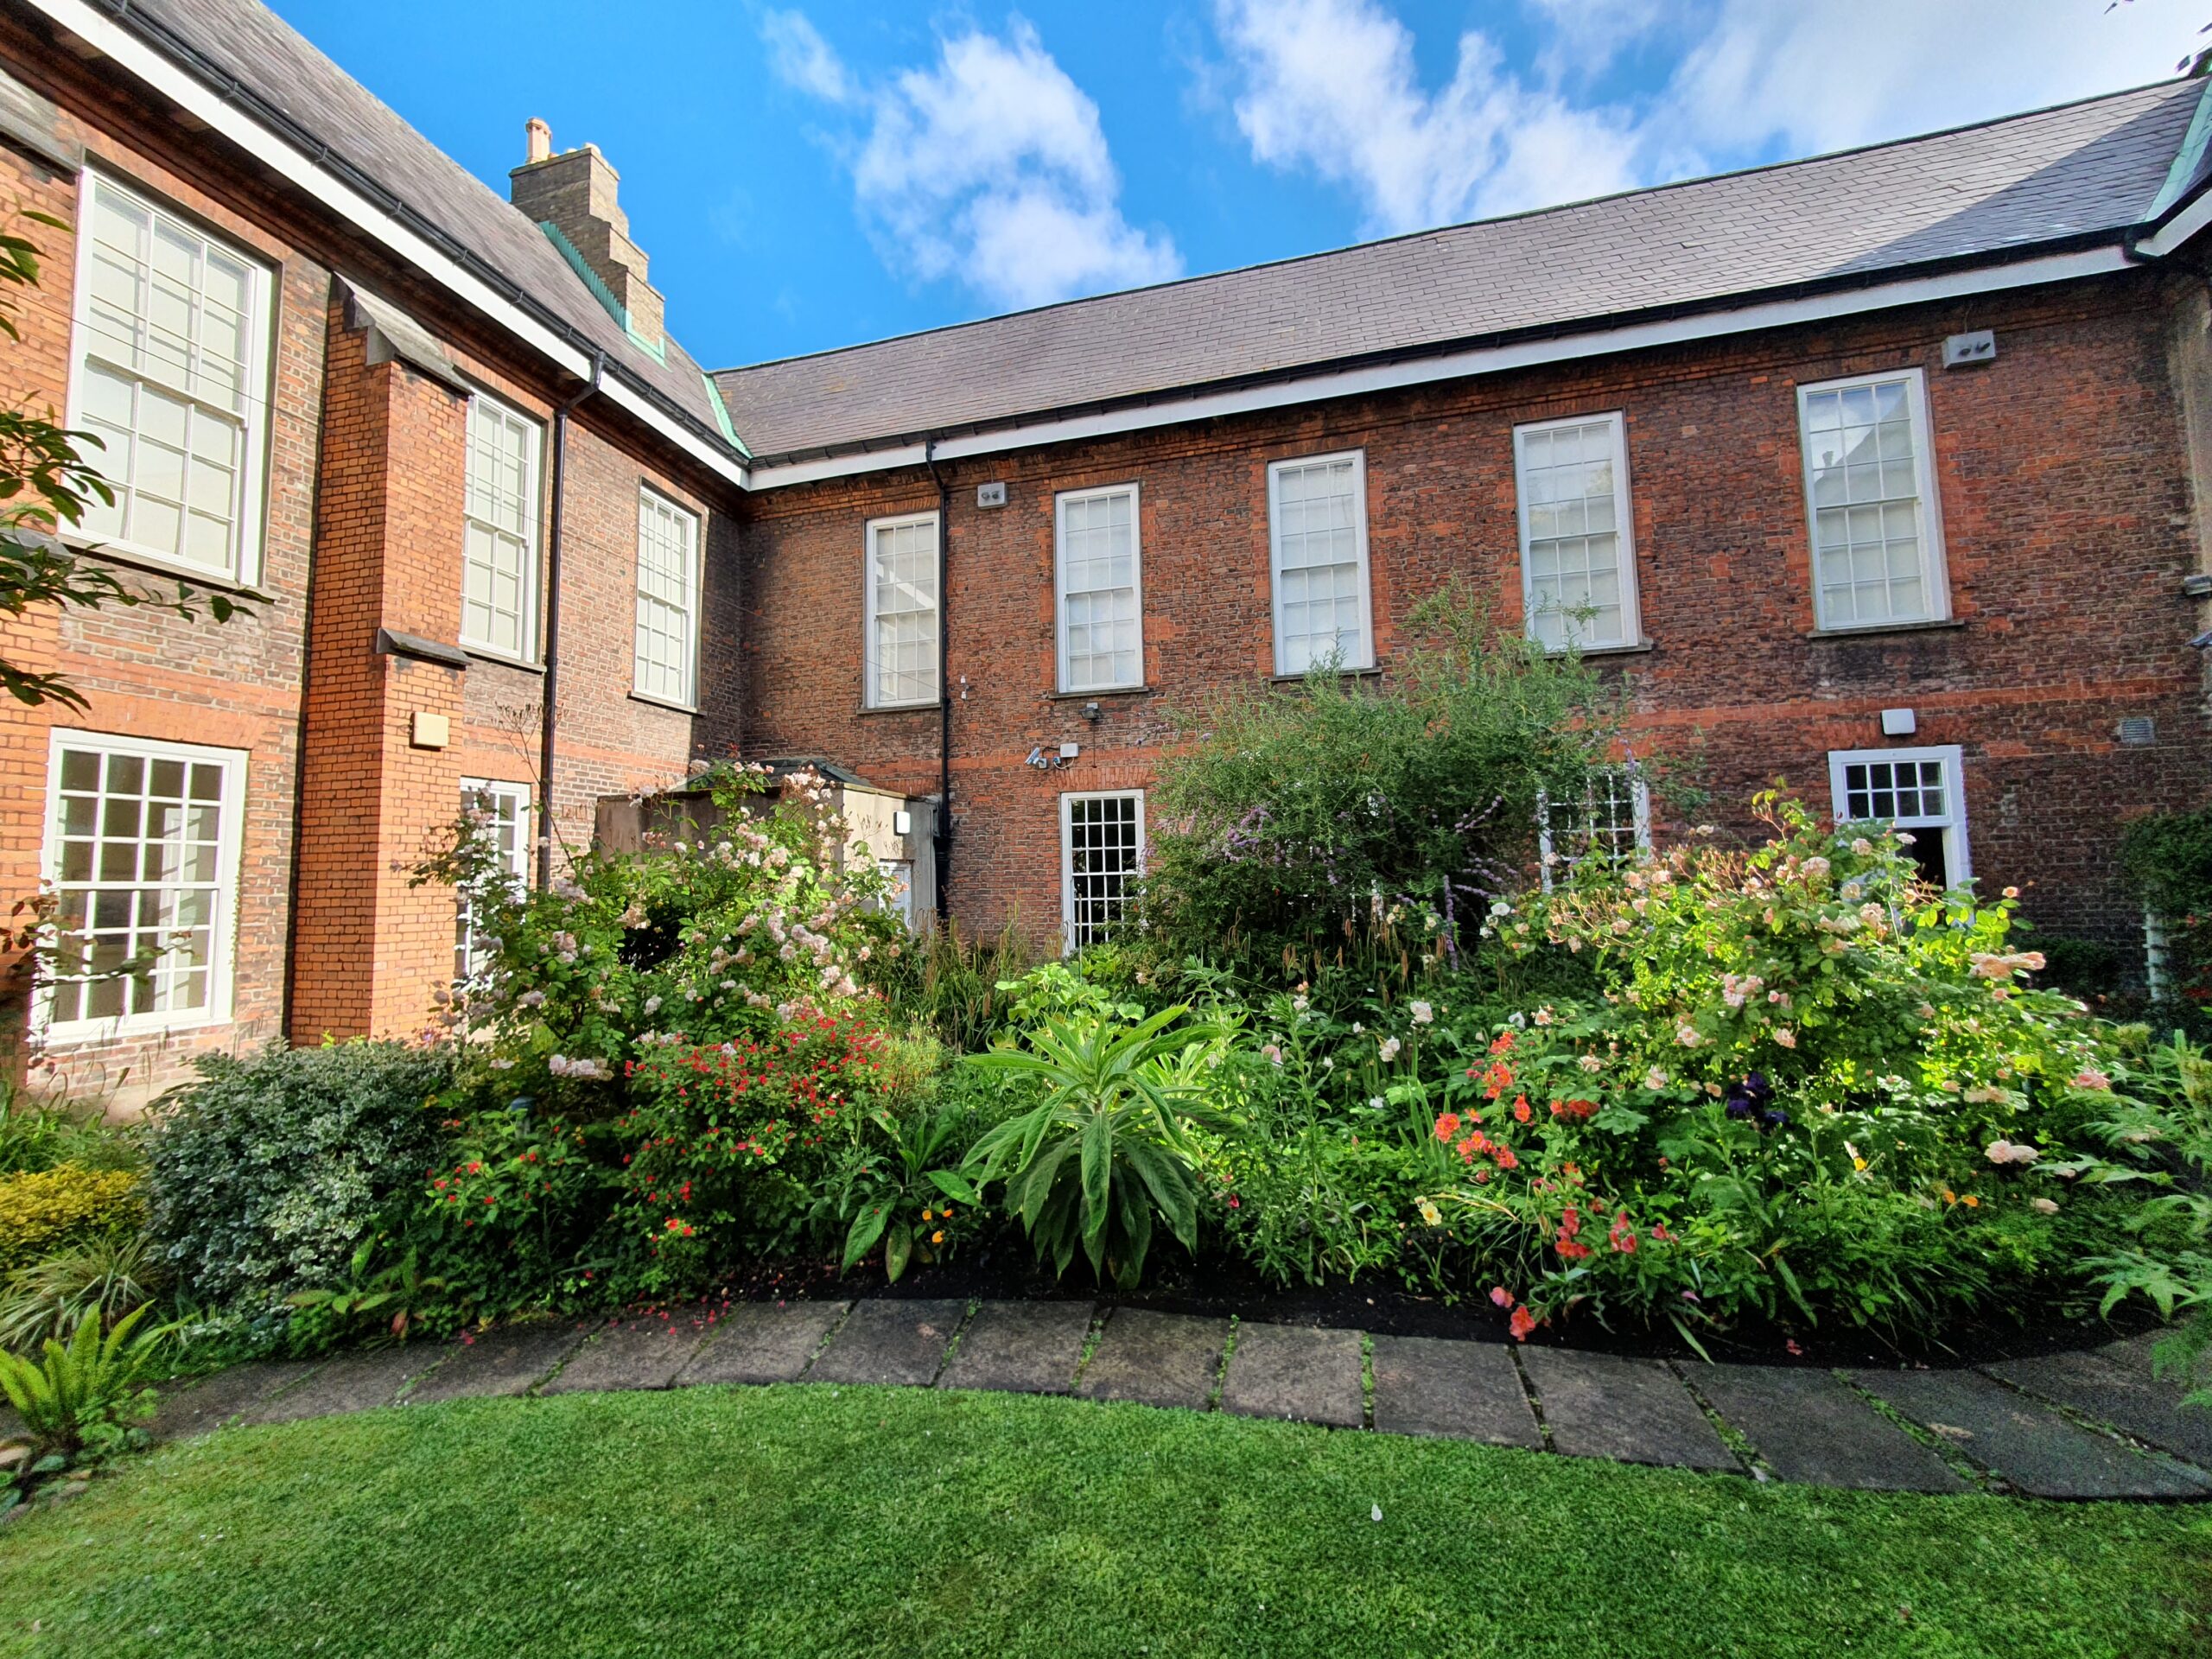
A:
[700,1242,2169,1371]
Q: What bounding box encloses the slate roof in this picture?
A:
[104,0,729,442]
[712,79,2209,463]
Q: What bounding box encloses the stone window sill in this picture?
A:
[1804,618,1967,641]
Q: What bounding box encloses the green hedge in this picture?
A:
[0,1165,142,1272]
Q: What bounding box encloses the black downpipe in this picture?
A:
[537,353,605,889]
[923,439,951,922]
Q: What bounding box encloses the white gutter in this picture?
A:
[32,0,751,490]
[2138,183,2212,257]
[744,245,2132,490]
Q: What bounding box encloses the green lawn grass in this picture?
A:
[0,1383,2207,1658]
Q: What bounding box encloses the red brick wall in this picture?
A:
[737,272,2212,960]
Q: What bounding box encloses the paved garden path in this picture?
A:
[147,1302,2212,1501]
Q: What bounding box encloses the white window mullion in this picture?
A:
[1798,368,1948,630]
[1060,789,1145,952]
[863,511,940,709]
[1268,450,1373,675]
[1056,484,1143,693]
[634,487,699,706]
[1537,765,1652,890]
[455,779,531,982]
[1514,411,1638,652]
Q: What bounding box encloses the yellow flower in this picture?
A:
[921,1207,934,1221]
[1417,1198,1442,1227]
[1853,1157,1867,1172]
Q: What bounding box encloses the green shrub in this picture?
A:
[0,1082,134,1176]
[0,1230,165,1350]
[0,1166,140,1273]
[143,1041,452,1327]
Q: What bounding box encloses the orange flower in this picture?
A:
[1433,1112,1462,1142]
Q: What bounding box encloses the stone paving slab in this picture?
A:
[807,1300,964,1388]
[1219,1323,1363,1427]
[1987,1334,2212,1469]
[1692,1365,1965,1491]
[938,1301,1092,1395]
[149,1359,321,1441]
[246,1345,444,1425]
[1521,1349,1738,1471]
[1077,1310,1229,1409]
[542,1310,713,1396]
[676,1300,849,1387]
[1370,1337,1542,1447]
[1852,1367,2210,1498]
[405,1322,594,1405]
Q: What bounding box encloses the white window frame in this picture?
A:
[1796,367,1949,632]
[459,387,545,663]
[633,486,701,709]
[1827,744,1971,889]
[862,509,942,710]
[455,779,532,982]
[876,856,918,931]
[1513,410,1640,652]
[1060,788,1146,954]
[1267,449,1375,675]
[37,728,248,1040]
[64,168,276,588]
[1537,766,1653,890]
[1055,482,1145,694]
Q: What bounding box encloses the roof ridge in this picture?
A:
[711,74,2194,380]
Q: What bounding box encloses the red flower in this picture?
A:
[1433,1112,1462,1142]
[1509,1306,1537,1341]
[1489,1285,1514,1308]
[1490,1032,1516,1056]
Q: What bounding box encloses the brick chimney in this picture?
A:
[509,119,664,345]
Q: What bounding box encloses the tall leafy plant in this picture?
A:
[964,1007,1234,1287]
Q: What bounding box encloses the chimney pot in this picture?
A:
[524,118,551,165]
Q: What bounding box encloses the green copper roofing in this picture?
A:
[537,220,668,365]
[702,372,750,458]
[2149,78,2212,219]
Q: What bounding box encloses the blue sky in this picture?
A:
[267,0,2196,371]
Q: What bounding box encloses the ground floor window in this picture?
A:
[1538,765,1652,889]
[456,780,531,981]
[41,731,245,1036]
[1061,790,1144,952]
[877,857,917,930]
[1827,745,1969,891]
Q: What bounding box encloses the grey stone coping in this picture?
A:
[938,1301,1091,1395]
[1370,1335,1541,1447]
[1851,1367,2212,1499]
[1690,1365,1965,1492]
[1219,1323,1363,1427]
[805,1300,965,1388]
[404,1322,594,1406]
[1520,1349,1740,1471]
[1986,1334,2212,1469]
[676,1300,849,1387]
[1076,1310,1229,1409]
[540,1309,713,1396]
[130,1304,2212,1500]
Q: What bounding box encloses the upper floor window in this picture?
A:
[1828,745,1969,892]
[461,391,543,660]
[864,511,939,709]
[1268,451,1374,675]
[41,730,245,1037]
[1514,413,1639,652]
[634,487,700,707]
[69,170,274,584]
[1056,484,1142,693]
[1797,369,1948,630]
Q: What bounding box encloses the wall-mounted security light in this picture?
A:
[976,481,1007,508]
[1880,708,1917,737]
[1081,702,1102,721]
[893,810,912,836]
[1942,330,1996,368]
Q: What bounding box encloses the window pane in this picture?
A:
[1059,491,1141,690]
[868,516,938,707]
[636,493,698,702]
[455,783,531,981]
[1273,458,1368,673]
[1802,377,1931,626]
[461,396,540,656]
[1065,793,1142,949]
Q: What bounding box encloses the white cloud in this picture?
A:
[763,14,1181,309]
[1213,0,1645,235]
[1210,0,2190,238]
[760,10,855,106]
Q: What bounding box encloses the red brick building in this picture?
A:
[3,0,2211,1102]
